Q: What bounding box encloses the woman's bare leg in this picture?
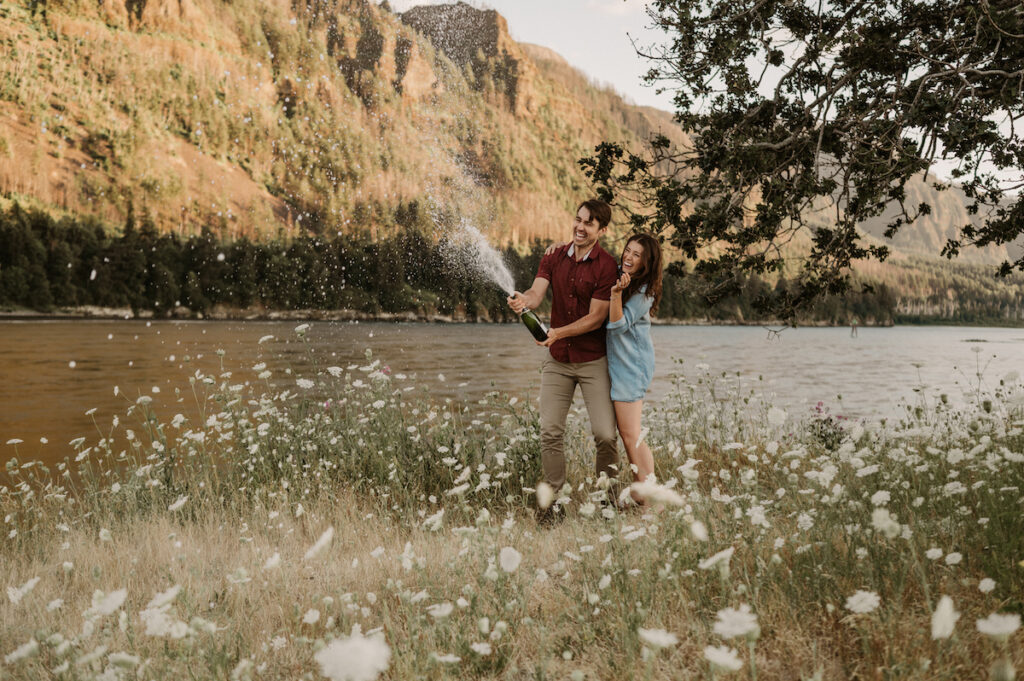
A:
[613,400,654,503]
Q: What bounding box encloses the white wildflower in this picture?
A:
[976,613,1021,640]
[499,547,522,573]
[446,483,470,496]
[314,628,391,681]
[109,652,140,668]
[638,627,678,649]
[83,588,127,619]
[713,604,760,640]
[870,490,890,506]
[146,585,182,610]
[630,479,684,506]
[423,509,444,532]
[7,576,41,605]
[536,482,554,510]
[427,603,454,619]
[226,568,251,585]
[931,596,959,640]
[871,508,900,539]
[304,527,335,561]
[698,547,735,571]
[845,590,880,614]
[4,638,39,664]
[703,644,743,671]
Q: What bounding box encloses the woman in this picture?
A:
[606,233,662,505]
[544,233,663,503]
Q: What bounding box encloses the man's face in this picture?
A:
[572,206,605,252]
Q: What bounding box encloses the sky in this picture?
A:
[389,0,1018,191]
[389,0,675,111]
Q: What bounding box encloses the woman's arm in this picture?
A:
[608,273,630,324]
[607,286,652,335]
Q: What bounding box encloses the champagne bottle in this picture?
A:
[520,308,549,342]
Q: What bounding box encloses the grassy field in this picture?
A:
[2,329,1023,680]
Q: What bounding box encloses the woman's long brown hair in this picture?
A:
[621,233,663,315]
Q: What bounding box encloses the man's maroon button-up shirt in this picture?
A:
[536,243,618,363]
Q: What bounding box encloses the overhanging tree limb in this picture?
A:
[586,0,1024,320]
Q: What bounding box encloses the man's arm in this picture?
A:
[508,277,549,313]
[541,297,610,346]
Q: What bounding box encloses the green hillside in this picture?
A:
[0,0,1022,323]
[0,0,684,245]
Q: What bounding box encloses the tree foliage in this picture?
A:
[583,0,1024,319]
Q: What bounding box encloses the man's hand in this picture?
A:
[539,326,561,347]
[507,292,527,314]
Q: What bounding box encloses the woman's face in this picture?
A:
[621,240,645,275]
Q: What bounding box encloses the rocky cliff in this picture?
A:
[2,0,692,245]
[0,0,1013,269]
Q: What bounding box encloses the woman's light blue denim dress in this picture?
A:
[606,285,654,402]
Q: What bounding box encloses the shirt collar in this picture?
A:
[566,243,596,261]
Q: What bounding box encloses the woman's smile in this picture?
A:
[620,242,645,274]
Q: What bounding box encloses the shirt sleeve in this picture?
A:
[607,291,653,334]
[536,251,555,281]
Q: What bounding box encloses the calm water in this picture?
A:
[3,320,1024,467]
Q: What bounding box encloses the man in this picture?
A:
[508,199,619,521]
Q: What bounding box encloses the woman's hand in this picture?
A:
[543,241,568,256]
[611,272,631,294]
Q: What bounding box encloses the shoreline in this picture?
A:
[3,306,1020,328]
[0,305,893,327]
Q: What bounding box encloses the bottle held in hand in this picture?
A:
[520,308,549,342]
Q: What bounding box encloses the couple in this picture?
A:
[507,199,662,520]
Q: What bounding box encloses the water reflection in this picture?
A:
[2,319,1023,468]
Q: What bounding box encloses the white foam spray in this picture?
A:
[447,218,516,295]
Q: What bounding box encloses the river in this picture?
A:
[3,320,1024,468]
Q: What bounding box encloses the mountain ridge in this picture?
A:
[0,0,1018,271]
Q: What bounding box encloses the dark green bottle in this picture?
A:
[520,308,549,342]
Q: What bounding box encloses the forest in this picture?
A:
[1,201,1020,326]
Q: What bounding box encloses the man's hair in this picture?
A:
[577,199,611,228]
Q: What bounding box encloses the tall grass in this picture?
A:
[2,329,1022,679]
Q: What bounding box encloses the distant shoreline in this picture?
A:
[5,305,1022,328]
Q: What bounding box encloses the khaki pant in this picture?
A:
[539,356,618,490]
